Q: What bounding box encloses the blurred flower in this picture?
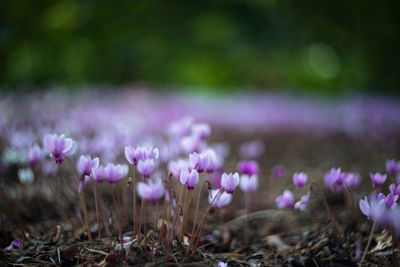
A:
[105,163,128,184]
[293,172,307,188]
[209,189,232,209]
[28,144,44,167]
[18,168,34,184]
[271,165,286,179]
[92,165,107,183]
[4,239,23,250]
[181,135,205,154]
[191,123,211,140]
[168,117,193,138]
[239,140,264,159]
[137,159,155,178]
[168,158,191,178]
[204,149,223,173]
[218,261,228,267]
[190,151,210,173]
[359,196,387,223]
[389,183,400,195]
[180,169,199,190]
[77,155,99,176]
[42,160,58,176]
[125,145,159,165]
[370,172,387,188]
[44,134,76,163]
[276,190,294,209]
[237,160,259,176]
[137,179,165,203]
[239,174,258,194]
[386,159,400,176]
[220,172,240,194]
[294,190,311,211]
[378,192,398,209]
[344,172,361,190]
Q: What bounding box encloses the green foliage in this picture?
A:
[0,0,399,93]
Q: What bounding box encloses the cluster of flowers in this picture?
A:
[359,159,400,234]
[275,172,311,211]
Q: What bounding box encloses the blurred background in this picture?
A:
[0,0,399,94]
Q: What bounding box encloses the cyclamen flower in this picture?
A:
[180,169,199,190]
[239,174,258,194]
[137,179,165,203]
[168,117,193,138]
[4,239,23,250]
[293,172,307,188]
[181,135,205,154]
[271,165,286,179]
[28,144,44,167]
[203,149,222,173]
[44,134,76,163]
[77,155,99,176]
[359,196,387,223]
[209,189,232,209]
[389,184,400,195]
[294,190,311,211]
[125,145,159,165]
[105,163,128,184]
[324,168,342,192]
[220,172,240,194]
[370,172,387,188]
[137,159,155,178]
[386,159,400,176]
[378,193,398,209]
[191,123,211,140]
[92,165,107,183]
[218,261,228,267]
[344,172,361,190]
[237,160,259,176]
[276,190,294,209]
[168,158,191,178]
[190,152,210,172]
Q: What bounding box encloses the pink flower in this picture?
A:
[105,163,128,184]
[239,174,258,194]
[28,144,44,167]
[276,190,294,209]
[180,169,199,190]
[209,189,232,209]
[378,193,398,209]
[294,190,311,211]
[293,172,308,188]
[370,172,387,188]
[218,261,228,267]
[237,160,259,176]
[386,159,400,176]
[137,179,165,203]
[271,165,286,179]
[168,158,191,178]
[137,159,155,178]
[77,155,99,176]
[44,134,76,163]
[359,196,387,223]
[125,145,159,165]
[92,165,107,183]
[189,152,210,173]
[220,172,240,194]
[191,123,211,140]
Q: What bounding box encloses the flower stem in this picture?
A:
[132,166,137,237]
[360,220,376,266]
[65,156,93,247]
[92,183,101,242]
[180,189,189,241]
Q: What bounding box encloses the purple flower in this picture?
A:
[180,169,199,190]
[239,174,258,194]
[386,159,400,176]
[180,135,206,154]
[390,208,400,236]
[293,172,308,188]
[209,189,232,209]
[276,190,294,209]
[92,165,107,183]
[324,168,342,192]
[271,165,286,179]
[125,145,159,165]
[168,158,191,178]
[191,123,211,140]
[389,183,400,195]
[344,172,361,190]
[359,196,387,223]
[237,160,259,176]
[44,134,76,163]
[137,179,165,203]
[218,261,228,267]
[378,193,398,209]
[105,163,128,184]
[28,144,44,167]
[220,172,240,194]
[4,239,23,250]
[168,117,193,138]
[189,152,210,173]
[41,160,58,176]
[137,158,155,178]
[294,190,311,211]
[370,172,387,188]
[203,149,222,173]
[239,140,265,159]
[77,155,99,176]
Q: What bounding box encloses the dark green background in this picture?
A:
[1,0,399,94]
